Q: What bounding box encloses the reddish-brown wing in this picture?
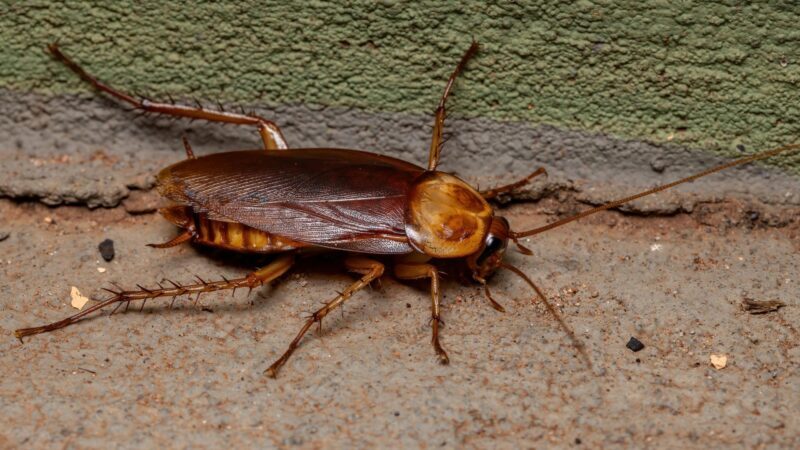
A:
[157,149,425,254]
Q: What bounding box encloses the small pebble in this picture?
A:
[98,239,115,262]
[710,354,728,369]
[626,336,645,352]
[742,298,786,314]
[649,158,666,173]
[97,267,107,273]
[0,231,9,242]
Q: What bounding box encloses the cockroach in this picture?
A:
[15,42,798,378]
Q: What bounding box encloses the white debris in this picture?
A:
[70,286,89,310]
[710,354,728,370]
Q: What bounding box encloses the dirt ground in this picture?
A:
[2,86,800,449]
[2,194,799,448]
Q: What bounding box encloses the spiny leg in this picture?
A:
[427,40,480,171]
[15,254,295,339]
[147,229,194,249]
[481,167,548,200]
[182,136,196,159]
[394,263,448,364]
[47,43,288,150]
[265,257,384,378]
[147,205,196,249]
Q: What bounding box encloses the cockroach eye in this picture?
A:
[476,236,503,266]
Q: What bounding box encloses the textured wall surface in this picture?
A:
[3,1,800,160]
[3,1,800,210]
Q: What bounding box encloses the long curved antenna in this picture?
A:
[512,143,800,238]
[500,262,592,369]
[428,41,480,171]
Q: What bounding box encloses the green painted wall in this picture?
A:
[3,1,800,166]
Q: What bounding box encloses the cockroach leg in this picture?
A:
[394,263,449,364]
[481,167,548,200]
[46,43,288,151]
[147,229,194,249]
[482,284,506,313]
[510,238,534,256]
[182,136,196,159]
[427,40,480,171]
[14,254,295,340]
[265,257,384,378]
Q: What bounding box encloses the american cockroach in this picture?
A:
[15,42,798,378]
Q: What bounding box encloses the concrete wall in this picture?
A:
[2,1,800,207]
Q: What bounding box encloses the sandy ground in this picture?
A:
[3,27,800,447]
[1,196,798,449]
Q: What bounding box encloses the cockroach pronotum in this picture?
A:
[15,41,798,378]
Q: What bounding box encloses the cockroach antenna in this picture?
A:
[499,262,592,368]
[511,143,800,239]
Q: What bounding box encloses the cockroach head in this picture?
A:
[466,216,511,282]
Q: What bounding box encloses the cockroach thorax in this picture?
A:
[404,171,493,258]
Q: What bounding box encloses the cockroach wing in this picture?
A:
[157,149,426,254]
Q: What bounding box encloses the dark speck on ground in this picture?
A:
[98,238,115,261]
[626,336,645,352]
